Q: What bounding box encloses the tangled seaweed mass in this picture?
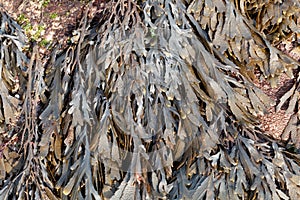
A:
[0,0,299,199]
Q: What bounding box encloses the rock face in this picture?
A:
[0,1,299,199]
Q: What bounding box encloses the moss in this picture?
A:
[17,14,29,25]
[39,39,51,47]
[41,0,50,7]
[49,13,58,19]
